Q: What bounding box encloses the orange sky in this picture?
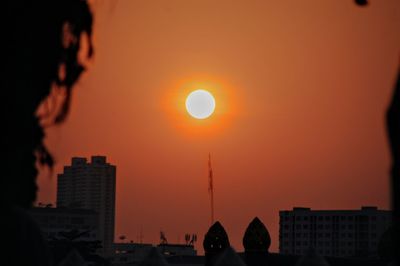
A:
[37,0,400,253]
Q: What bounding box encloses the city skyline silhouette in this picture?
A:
[3,0,399,265]
[36,0,399,253]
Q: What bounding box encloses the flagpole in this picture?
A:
[208,153,214,225]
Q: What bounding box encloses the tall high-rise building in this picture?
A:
[279,207,392,258]
[57,156,116,255]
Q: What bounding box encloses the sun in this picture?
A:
[185,90,216,119]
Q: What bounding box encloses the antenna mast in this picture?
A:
[138,226,143,244]
[208,153,214,225]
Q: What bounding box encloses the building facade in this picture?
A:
[279,207,392,258]
[57,156,116,255]
[30,207,99,242]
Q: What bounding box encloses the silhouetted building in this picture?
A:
[295,248,330,266]
[157,244,197,257]
[139,247,169,266]
[30,206,99,241]
[279,207,392,258]
[213,246,246,266]
[57,156,116,255]
[112,242,197,265]
[112,243,153,265]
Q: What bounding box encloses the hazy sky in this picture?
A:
[37,0,400,252]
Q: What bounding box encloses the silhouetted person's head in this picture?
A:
[3,0,93,208]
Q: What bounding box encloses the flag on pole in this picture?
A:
[208,153,213,194]
[208,153,214,224]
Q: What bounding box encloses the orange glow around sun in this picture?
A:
[162,75,241,138]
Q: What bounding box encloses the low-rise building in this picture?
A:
[279,206,392,258]
[157,243,197,257]
[112,243,153,265]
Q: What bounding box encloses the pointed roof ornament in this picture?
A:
[214,246,246,266]
[139,247,169,266]
[203,221,230,254]
[243,217,271,253]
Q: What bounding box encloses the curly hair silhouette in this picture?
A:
[3,0,93,208]
[2,1,93,265]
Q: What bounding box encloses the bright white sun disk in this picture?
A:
[185,90,216,119]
